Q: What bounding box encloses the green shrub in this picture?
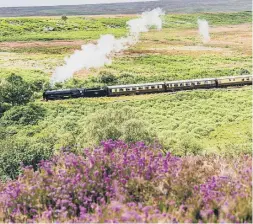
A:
[30,79,50,92]
[0,74,33,106]
[77,107,155,147]
[118,73,135,84]
[0,137,54,180]
[1,104,46,126]
[0,102,11,118]
[97,71,118,84]
[121,119,155,143]
[171,134,204,156]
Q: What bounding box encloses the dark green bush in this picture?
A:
[1,104,46,126]
[0,74,33,106]
[239,68,250,75]
[0,137,54,180]
[97,71,118,84]
[0,102,11,118]
[30,79,50,92]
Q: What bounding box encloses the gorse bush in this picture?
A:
[0,141,251,223]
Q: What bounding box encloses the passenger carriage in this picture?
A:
[107,82,165,96]
[217,75,252,87]
[165,78,217,91]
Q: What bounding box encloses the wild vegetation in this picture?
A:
[0,141,251,222]
[0,12,250,42]
[0,82,251,180]
[0,11,252,179]
[0,10,252,221]
[0,12,251,87]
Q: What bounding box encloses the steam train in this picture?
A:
[43,75,252,101]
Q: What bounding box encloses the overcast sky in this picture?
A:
[0,0,156,7]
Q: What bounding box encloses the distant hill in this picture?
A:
[0,0,251,17]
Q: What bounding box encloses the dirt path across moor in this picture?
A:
[0,40,86,49]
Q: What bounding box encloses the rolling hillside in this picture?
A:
[0,0,251,17]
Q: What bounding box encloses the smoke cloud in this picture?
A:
[51,8,164,85]
[197,19,210,44]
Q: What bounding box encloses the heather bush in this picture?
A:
[0,141,251,223]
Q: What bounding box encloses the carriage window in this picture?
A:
[233,79,235,81]
[204,81,208,84]
[132,87,136,91]
[174,84,178,87]
[246,78,250,81]
[126,88,132,91]
[229,79,231,81]
[180,83,183,87]
[191,82,195,86]
[112,89,116,93]
[242,79,245,81]
[159,85,163,88]
[151,86,155,89]
[197,82,201,85]
[186,83,190,86]
[119,88,124,91]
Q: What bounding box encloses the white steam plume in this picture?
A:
[197,19,210,44]
[51,8,164,85]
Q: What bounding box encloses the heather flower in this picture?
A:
[0,141,251,223]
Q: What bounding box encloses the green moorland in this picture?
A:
[0,11,251,85]
[0,11,252,180]
[0,12,250,42]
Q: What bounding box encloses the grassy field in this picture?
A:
[0,11,252,179]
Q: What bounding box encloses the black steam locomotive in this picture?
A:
[43,75,252,101]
